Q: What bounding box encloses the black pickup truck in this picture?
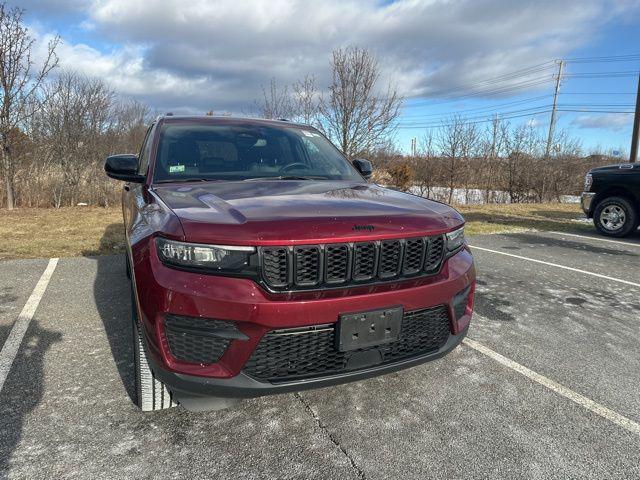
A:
[581,163,640,237]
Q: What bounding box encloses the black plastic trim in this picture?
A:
[155,236,459,295]
[164,316,249,341]
[147,327,468,399]
[324,243,352,285]
[258,235,446,292]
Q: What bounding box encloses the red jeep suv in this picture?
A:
[105,115,476,412]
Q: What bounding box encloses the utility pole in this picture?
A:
[630,72,640,163]
[410,138,417,156]
[545,59,564,158]
[490,113,499,158]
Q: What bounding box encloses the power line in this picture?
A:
[401,94,552,118]
[406,71,637,108]
[420,64,556,97]
[404,58,639,107]
[557,109,635,113]
[563,71,639,78]
[557,103,636,107]
[397,55,640,131]
[559,92,637,95]
[397,108,635,130]
[564,53,640,63]
[398,109,553,130]
[400,105,554,125]
[399,107,553,128]
[401,103,636,124]
[397,60,558,105]
[406,78,554,107]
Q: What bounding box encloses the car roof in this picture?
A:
[155,115,313,130]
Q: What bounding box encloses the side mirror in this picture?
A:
[105,154,144,183]
[352,159,373,180]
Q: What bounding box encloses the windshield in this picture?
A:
[152,122,362,182]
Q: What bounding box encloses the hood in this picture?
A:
[590,163,639,174]
[153,180,464,245]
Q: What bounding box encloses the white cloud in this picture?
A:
[572,113,634,131]
[526,117,541,128]
[26,0,640,112]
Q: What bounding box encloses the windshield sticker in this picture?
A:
[301,130,316,137]
[169,165,185,173]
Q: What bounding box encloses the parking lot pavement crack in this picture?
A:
[294,392,366,480]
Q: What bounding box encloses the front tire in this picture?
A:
[125,253,131,279]
[593,196,638,237]
[131,288,176,411]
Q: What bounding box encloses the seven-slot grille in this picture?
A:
[260,235,445,291]
[243,305,451,382]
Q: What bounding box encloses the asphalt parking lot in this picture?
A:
[1,230,639,479]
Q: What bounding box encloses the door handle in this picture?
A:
[124,184,130,191]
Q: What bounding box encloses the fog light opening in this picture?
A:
[452,286,472,321]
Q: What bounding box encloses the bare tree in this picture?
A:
[291,74,320,126]
[478,116,510,203]
[387,161,414,191]
[501,122,542,202]
[0,4,59,209]
[411,130,437,198]
[32,71,115,206]
[319,46,402,158]
[436,116,479,204]
[256,78,295,120]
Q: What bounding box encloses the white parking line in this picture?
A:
[548,231,640,248]
[463,338,640,436]
[0,258,58,395]
[469,245,640,288]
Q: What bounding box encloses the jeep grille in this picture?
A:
[259,235,445,291]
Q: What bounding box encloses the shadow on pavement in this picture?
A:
[90,223,136,405]
[0,320,62,475]
[502,231,640,256]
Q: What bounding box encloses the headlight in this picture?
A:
[445,226,465,253]
[156,238,255,271]
[584,173,593,192]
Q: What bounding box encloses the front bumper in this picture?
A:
[581,192,596,217]
[148,325,468,402]
[131,242,475,395]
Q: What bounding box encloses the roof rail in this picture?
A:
[155,112,175,122]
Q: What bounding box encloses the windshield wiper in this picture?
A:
[156,178,219,184]
[242,175,328,181]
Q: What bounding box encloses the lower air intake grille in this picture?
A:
[243,305,451,382]
[164,315,237,364]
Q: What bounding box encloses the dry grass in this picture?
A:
[458,202,588,236]
[0,207,125,260]
[0,202,588,260]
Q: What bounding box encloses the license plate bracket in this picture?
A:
[337,306,403,352]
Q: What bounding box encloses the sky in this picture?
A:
[18,0,640,156]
